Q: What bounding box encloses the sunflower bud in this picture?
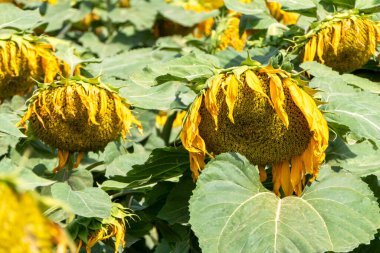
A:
[18,76,143,172]
[303,13,380,73]
[0,181,70,252]
[181,65,329,196]
[0,33,69,100]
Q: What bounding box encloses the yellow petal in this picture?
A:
[54,150,70,173]
[365,20,377,56]
[269,74,288,127]
[291,155,304,196]
[331,22,342,55]
[316,31,325,63]
[272,162,282,196]
[308,35,317,62]
[279,160,293,196]
[204,74,223,129]
[245,70,271,103]
[224,74,239,124]
[258,165,267,182]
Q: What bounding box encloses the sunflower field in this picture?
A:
[1,0,380,252]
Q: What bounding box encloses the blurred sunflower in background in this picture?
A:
[18,76,143,173]
[155,0,223,37]
[181,64,328,196]
[266,1,300,25]
[299,10,380,73]
[0,32,70,101]
[0,180,72,253]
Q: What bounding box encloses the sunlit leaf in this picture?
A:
[189,153,380,253]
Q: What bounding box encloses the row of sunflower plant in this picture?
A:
[0,0,380,252]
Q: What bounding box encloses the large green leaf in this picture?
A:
[51,182,112,218]
[156,3,219,27]
[301,62,380,141]
[0,4,41,30]
[157,174,195,224]
[355,0,380,12]
[327,137,380,177]
[109,0,157,30]
[224,0,268,15]
[189,153,380,253]
[101,147,189,190]
[0,113,25,138]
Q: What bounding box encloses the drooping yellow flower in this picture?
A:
[266,1,300,25]
[302,13,380,73]
[0,33,70,100]
[18,76,143,173]
[119,0,130,8]
[160,0,223,38]
[156,111,187,128]
[181,65,329,196]
[212,12,248,51]
[76,204,136,253]
[0,181,71,253]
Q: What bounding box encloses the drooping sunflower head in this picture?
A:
[156,0,219,38]
[18,76,142,172]
[180,64,329,196]
[77,203,137,253]
[266,1,300,25]
[0,32,70,100]
[302,11,380,73]
[210,12,247,52]
[0,181,70,252]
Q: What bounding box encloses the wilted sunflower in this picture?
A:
[211,11,248,52]
[0,33,70,100]
[181,64,329,196]
[0,181,71,253]
[76,203,137,253]
[156,0,221,37]
[18,76,142,172]
[301,11,380,73]
[266,1,299,25]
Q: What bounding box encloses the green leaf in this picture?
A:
[327,137,380,177]
[87,48,177,80]
[0,113,26,138]
[224,0,268,15]
[189,153,380,253]
[0,4,42,30]
[105,144,150,178]
[104,147,189,189]
[157,175,195,224]
[67,169,94,191]
[41,0,83,32]
[109,1,157,30]
[301,62,380,141]
[51,182,112,218]
[355,0,380,12]
[157,4,219,27]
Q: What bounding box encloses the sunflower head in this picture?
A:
[77,203,137,253]
[0,32,70,100]
[302,12,380,73]
[0,181,70,252]
[181,64,329,196]
[18,76,142,172]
